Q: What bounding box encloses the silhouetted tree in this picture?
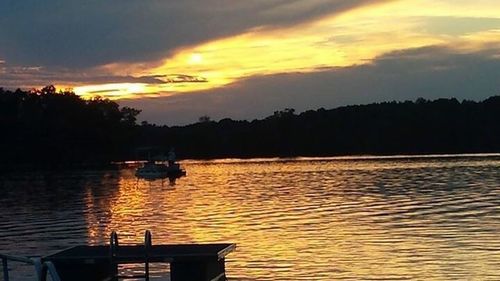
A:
[121,107,142,126]
[132,96,500,159]
[0,86,142,170]
[3,85,500,166]
[198,115,211,123]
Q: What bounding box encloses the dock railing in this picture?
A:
[109,230,152,280]
[0,253,61,281]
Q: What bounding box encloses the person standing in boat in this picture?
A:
[168,147,176,167]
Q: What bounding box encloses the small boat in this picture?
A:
[135,161,186,180]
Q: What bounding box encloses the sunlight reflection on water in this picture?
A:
[0,155,499,280]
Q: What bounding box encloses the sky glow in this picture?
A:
[64,0,500,99]
[1,0,499,124]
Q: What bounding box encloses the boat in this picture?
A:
[135,161,186,180]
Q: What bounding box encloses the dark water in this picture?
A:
[1,155,499,280]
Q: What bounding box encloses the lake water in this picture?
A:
[0,155,499,280]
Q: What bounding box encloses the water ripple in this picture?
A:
[1,156,499,280]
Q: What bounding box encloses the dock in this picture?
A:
[2,231,236,281]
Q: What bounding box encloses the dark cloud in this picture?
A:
[0,0,387,68]
[119,45,500,125]
[159,74,208,83]
[0,62,169,89]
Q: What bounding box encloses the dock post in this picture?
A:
[2,258,9,281]
[145,230,152,281]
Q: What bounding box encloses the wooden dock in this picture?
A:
[41,231,235,281]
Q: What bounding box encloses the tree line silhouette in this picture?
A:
[149,97,500,159]
[1,86,500,169]
[0,86,140,170]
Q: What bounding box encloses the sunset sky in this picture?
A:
[1,0,499,125]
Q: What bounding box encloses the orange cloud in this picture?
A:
[72,0,500,100]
